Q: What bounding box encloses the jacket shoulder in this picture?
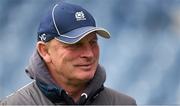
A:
[0,81,52,105]
[92,87,136,105]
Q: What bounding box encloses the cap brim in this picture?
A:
[55,26,110,44]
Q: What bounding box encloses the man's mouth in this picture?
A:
[74,63,94,70]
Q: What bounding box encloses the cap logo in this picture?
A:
[39,33,46,41]
[75,11,86,21]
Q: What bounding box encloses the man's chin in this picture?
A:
[77,70,96,81]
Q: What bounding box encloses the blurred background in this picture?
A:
[0,0,180,105]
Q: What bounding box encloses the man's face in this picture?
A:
[47,33,99,84]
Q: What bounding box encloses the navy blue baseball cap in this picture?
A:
[37,2,110,44]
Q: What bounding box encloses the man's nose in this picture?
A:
[81,44,94,58]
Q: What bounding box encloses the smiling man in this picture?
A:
[0,1,136,105]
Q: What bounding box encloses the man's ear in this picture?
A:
[36,41,51,63]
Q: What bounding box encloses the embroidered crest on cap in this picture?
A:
[75,11,86,21]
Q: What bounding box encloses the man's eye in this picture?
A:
[90,39,98,45]
[74,42,82,47]
[64,43,81,49]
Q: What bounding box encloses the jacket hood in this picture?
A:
[25,50,55,84]
[25,50,106,104]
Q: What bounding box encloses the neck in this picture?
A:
[49,70,88,102]
[62,83,87,102]
[63,81,87,101]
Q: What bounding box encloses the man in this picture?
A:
[0,2,136,105]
